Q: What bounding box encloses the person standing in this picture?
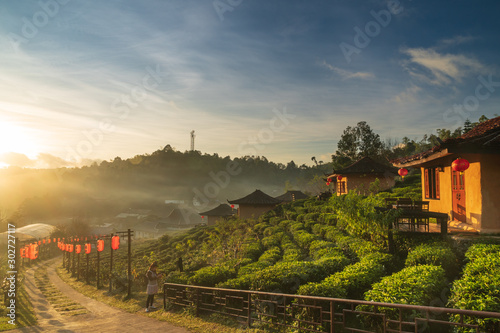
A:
[145,261,163,312]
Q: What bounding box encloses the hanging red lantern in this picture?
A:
[53,238,56,243]
[452,158,469,174]
[29,244,38,260]
[48,239,51,244]
[85,243,91,254]
[38,240,41,245]
[76,245,82,254]
[337,175,343,181]
[69,244,74,253]
[111,236,120,250]
[326,182,331,186]
[97,239,104,252]
[327,178,332,183]
[398,168,408,179]
[230,204,234,208]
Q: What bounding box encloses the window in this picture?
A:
[337,180,346,195]
[424,167,440,199]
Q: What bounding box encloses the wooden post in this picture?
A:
[388,222,395,254]
[86,253,89,284]
[247,293,252,327]
[109,233,113,293]
[77,252,81,280]
[97,247,100,289]
[127,229,132,297]
[441,216,448,235]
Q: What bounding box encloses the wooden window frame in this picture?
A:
[424,167,440,199]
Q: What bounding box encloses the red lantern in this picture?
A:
[38,240,41,245]
[337,175,343,181]
[76,245,82,254]
[327,178,332,182]
[85,243,91,254]
[29,244,38,260]
[230,204,234,208]
[111,236,120,250]
[326,182,331,186]
[398,168,408,179]
[69,244,74,253]
[201,215,204,219]
[48,239,51,244]
[97,239,104,252]
[53,238,56,243]
[452,158,469,174]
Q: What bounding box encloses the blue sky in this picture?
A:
[0,0,499,168]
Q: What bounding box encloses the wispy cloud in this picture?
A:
[436,35,477,49]
[321,61,374,80]
[401,47,487,85]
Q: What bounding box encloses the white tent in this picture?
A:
[0,223,56,244]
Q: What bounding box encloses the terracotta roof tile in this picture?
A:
[392,116,500,165]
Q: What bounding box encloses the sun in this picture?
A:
[0,121,40,158]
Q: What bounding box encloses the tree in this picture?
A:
[332,121,384,169]
[463,119,473,134]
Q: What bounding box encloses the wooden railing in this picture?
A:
[164,283,500,332]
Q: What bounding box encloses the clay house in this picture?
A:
[327,156,398,196]
[198,203,235,226]
[228,189,282,219]
[274,190,309,203]
[391,116,500,233]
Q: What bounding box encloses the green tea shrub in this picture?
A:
[464,243,500,263]
[289,222,304,232]
[292,230,317,250]
[250,260,334,294]
[282,248,303,261]
[405,243,458,277]
[296,214,306,222]
[262,231,283,248]
[188,264,236,287]
[298,253,391,299]
[309,240,336,255]
[448,247,500,331]
[304,212,320,222]
[364,265,447,306]
[218,274,254,290]
[240,242,263,261]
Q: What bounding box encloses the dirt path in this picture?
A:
[9,258,190,333]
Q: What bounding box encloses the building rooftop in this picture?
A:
[228,189,282,205]
[199,203,235,216]
[331,156,398,175]
[274,190,309,202]
[392,116,500,166]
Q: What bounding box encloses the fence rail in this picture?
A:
[163,283,500,333]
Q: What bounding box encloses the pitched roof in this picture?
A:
[274,190,309,202]
[330,156,398,175]
[199,204,234,216]
[228,189,282,205]
[392,116,500,166]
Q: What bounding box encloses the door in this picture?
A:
[452,170,466,223]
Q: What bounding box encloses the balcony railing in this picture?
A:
[163,283,500,333]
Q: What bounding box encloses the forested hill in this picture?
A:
[0,146,331,224]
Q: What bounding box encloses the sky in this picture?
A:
[0,0,499,168]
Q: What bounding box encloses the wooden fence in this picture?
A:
[164,283,500,333]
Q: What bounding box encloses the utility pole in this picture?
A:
[190,130,195,151]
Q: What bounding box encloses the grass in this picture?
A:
[34,265,88,317]
[56,265,266,333]
[0,271,37,331]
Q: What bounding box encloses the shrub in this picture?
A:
[293,230,317,251]
[405,243,458,277]
[364,265,447,306]
[250,260,339,294]
[240,242,263,261]
[298,253,391,299]
[464,243,500,263]
[448,248,500,331]
[188,264,236,287]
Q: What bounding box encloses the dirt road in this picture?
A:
[8,258,190,333]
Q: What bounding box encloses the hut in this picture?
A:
[274,190,309,203]
[199,203,235,226]
[392,116,500,233]
[327,156,398,196]
[228,189,282,219]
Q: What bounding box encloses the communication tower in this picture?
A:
[190,130,195,151]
